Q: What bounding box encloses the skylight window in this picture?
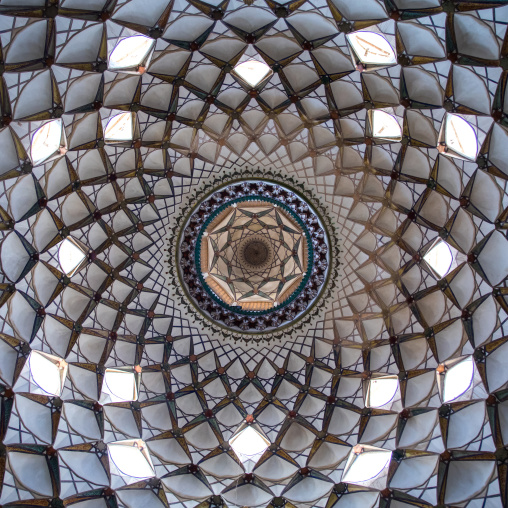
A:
[28,350,67,397]
[104,112,134,141]
[366,376,399,408]
[342,445,392,488]
[58,237,87,276]
[108,440,155,482]
[100,366,141,404]
[229,421,270,470]
[31,119,66,166]
[346,31,397,68]
[441,356,475,403]
[369,110,402,141]
[232,59,273,88]
[438,113,479,161]
[423,239,454,279]
[108,35,155,72]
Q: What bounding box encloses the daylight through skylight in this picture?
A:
[58,238,86,276]
[233,60,272,87]
[108,440,155,480]
[104,112,134,141]
[109,35,155,71]
[442,356,475,403]
[28,350,67,397]
[100,367,140,404]
[342,447,392,486]
[31,120,64,166]
[229,424,270,462]
[370,110,402,141]
[366,376,399,408]
[423,240,454,279]
[443,113,479,161]
[346,31,396,66]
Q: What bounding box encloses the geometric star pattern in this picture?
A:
[202,200,308,310]
[0,1,507,507]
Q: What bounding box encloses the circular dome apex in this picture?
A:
[201,199,308,309]
[240,238,270,268]
[177,179,333,334]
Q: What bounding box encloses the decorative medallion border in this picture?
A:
[166,167,341,346]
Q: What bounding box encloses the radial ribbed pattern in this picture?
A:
[0,1,507,507]
[201,201,307,306]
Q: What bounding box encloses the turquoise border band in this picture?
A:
[194,194,314,316]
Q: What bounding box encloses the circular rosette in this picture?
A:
[177,180,330,334]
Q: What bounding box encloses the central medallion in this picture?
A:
[177,179,331,335]
[199,199,308,312]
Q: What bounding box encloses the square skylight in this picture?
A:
[229,422,270,471]
[100,366,141,404]
[108,35,155,73]
[108,439,155,485]
[58,237,87,276]
[342,445,392,489]
[27,350,67,397]
[439,356,476,404]
[369,110,402,141]
[232,59,273,88]
[438,113,479,161]
[346,31,397,69]
[422,239,455,279]
[366,375,399,409]
[104,112,134,141]
[31,119,66,166]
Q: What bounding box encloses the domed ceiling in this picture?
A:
[0,1,507,507]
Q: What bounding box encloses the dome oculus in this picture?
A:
[241,239,270,267]
[199,199,309,310]
[178,180,330,333]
